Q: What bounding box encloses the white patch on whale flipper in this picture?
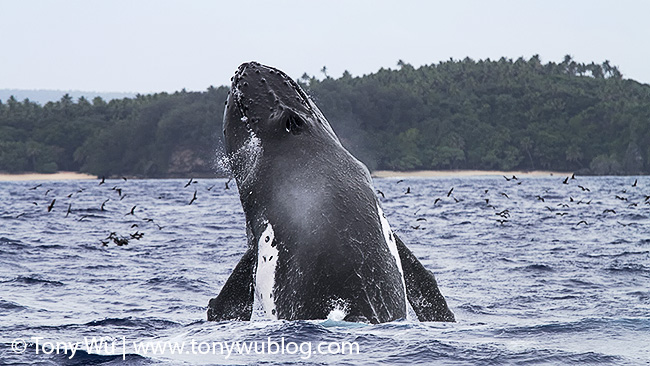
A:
[376,204,408,316]
[255,221,279,320]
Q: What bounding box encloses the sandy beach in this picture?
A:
[0,170,572,181]
[372,170,571,178]
[0,171,96,181]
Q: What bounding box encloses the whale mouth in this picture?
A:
[232,89,248,123]
[229,61,314,126]
[224,61,343,155]
[230,65,250,124]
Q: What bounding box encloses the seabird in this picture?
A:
[47,199,56,212]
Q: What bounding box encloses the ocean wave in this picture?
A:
[0,237,23,245]
[516,264,554,272]
[0,299,27,311]
[3,343,154,366]
[84,317,183,330]
[2,275,65,286]
[605,261,650,274]
[582,250,649,258]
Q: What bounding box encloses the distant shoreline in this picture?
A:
[371,170,571,178]
[0,170,573,182]
[0,172,96,181]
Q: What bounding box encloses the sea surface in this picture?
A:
[0,175,648,365]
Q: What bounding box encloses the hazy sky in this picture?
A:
[2,0,649,93]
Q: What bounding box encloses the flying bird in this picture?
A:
[189,190,198,205]
[376,189,385,198]
[47,199,56,212]
[185,178,194,188]
[496,209,510,218]
[126,205,137,216]
[447,187,454,197]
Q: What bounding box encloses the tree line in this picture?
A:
[0,88,228,177]
[1,55,649,177]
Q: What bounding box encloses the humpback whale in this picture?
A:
[208,62,454,323]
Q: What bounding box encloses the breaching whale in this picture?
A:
[208,62,454,323]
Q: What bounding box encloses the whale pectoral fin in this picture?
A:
[394,234,455,322]
[207,249,256,321]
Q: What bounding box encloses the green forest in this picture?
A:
[1,55,649,177]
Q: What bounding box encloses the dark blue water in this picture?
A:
[1,175,648,365]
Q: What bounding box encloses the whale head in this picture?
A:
[222,61,360,189]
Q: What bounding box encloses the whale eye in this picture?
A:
[284,113,304,135]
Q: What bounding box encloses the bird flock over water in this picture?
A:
[376,174,648,230]
[12,174,647,246]
[16,176,233,247]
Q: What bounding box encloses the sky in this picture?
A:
[1,0,649,93]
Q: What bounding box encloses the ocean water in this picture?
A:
[0,175,648,365]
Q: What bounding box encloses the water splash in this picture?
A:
[215,134,262,184]
[327,299,349,321]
